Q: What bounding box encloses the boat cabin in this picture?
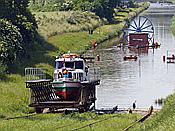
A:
[129,33,149,47]
[53,53,89,81]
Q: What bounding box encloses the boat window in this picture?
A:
[75,61,83,69]
[56,61,63,69]
[65,62,74,68]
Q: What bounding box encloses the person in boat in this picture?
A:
[58,72,63,78]
[63,69,69,78]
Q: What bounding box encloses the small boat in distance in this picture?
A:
[123,55,138,61]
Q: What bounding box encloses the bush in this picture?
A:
[0,19,23,65]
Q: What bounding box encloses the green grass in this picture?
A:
[0,112,141,131]
[131,94,175,131]
[0,74,142,131]
[0,75,30,118]
[34,11,105,39]
[48,22,125,54]
[114,3,150,23]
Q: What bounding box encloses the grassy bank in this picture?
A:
[131,94,175,131]
[0,75,29,118]
[0,112,141,131]
[115,3,149,23]
[48,22,125,53]
[34,11,106,39]
[47,2,150,55]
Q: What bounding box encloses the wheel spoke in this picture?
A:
[141,24,153,30]
[133,20,138,28]
[130,24,137,29]
[139,16,141,27]
[140,18,148,28]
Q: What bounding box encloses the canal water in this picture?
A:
[95,3,175,109]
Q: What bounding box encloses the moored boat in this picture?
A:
[123,55,137,60]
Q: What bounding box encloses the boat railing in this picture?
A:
[25,68,46,81]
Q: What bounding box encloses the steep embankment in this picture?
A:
[34,11,106,39]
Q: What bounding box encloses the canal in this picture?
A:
[95,3,175,109]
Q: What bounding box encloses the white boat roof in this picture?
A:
[55,57,84,62]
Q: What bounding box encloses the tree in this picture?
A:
[0,0,37,45]
[91,0,114,22]
[128,0,137,8]
[0,19,23,65]
[109,0,121,8]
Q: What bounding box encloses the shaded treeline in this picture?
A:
[29,0,138,22]
[0,0,38,78]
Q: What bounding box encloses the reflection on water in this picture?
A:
[95,3,175,109]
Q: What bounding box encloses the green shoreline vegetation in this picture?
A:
[0,1,158,130]
[131,94,175,131]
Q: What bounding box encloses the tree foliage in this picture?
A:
[0,19,23,65]
[91,0,114,22]
[128,0,137,8]
[0,0,38,74]
[72,0,121,22]
[0,0,37,44]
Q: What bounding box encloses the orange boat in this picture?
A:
[123,55,137,60]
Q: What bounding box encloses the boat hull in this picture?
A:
[52,80,81,101]
[123,56,137,60]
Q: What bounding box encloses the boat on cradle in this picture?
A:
[52,53,99,101]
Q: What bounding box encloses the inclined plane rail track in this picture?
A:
[124,106,157,131]
[0,113,40,121]
[0,107,160,131]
